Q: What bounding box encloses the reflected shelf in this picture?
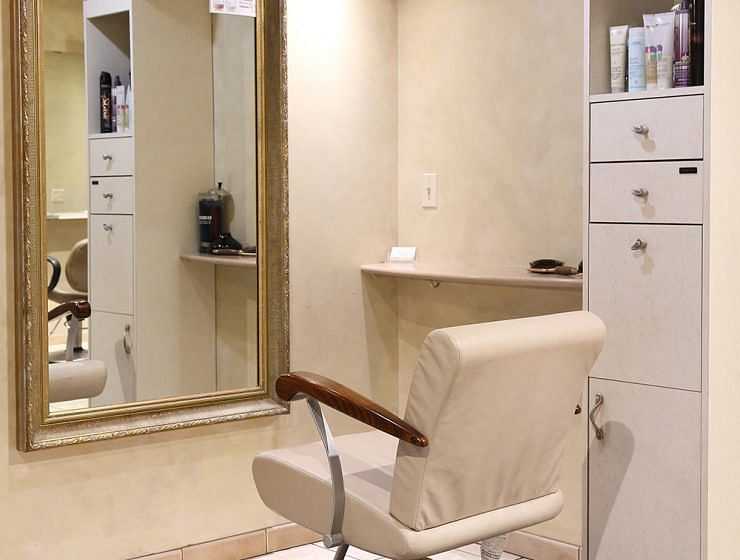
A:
[181,254,257,268]
[361,262,583,291]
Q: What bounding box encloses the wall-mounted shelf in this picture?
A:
[181,254,257,268]
[590,86,705,104]
[361,262,583,291]
[47,211,89,221]
[88,132,133,140]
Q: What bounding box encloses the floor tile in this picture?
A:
[268,524,322,552]
[265,544,336,560]
[440,545,521,560]
[182,530,266,560]
[312,543,381,560]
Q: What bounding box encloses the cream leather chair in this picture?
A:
[254,311,605,560]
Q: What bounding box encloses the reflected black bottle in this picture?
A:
[100,72,113,133]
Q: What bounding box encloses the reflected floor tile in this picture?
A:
[265,544,336,560]
[434,547,522,560]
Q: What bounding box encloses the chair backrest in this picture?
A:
[389,311,605,531]
[65,239,88,293]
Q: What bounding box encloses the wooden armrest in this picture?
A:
[48,300,91,321]
[276,372,429,448]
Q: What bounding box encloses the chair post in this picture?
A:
[305,397,346,549]
[480,535,508,560]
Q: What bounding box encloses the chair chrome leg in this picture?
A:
[333,543,350,560]
[480,535,508,560]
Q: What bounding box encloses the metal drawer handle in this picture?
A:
[102,153,113,161]
[102,192,114,199]
[632,124,650,136]
[631,238,648,251]
[102,223,113,232]
[123,324,133,355]
[589,393,605,440]
[631,188,649,198]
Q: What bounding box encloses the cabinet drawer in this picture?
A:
[590,162,703,224]
[90,311,135,407]
[588,380,701,560]
[588,224,701,390]
[90,176,134,214]
[89,137,134,176]
[591,96,703,162]
[89,215,134,314]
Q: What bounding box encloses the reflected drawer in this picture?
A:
[588,224,701,391]
[89,214,134,315]
[90,176,134,215]
[89,136,134,176]
[591,96,703,162]
[590,161,703,224]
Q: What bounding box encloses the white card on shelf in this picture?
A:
[210,0,256,17]
[388,247,417,263]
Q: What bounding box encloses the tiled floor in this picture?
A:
[259,542,528,560]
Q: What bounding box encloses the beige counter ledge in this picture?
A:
[361,262,583,291]
[181,254,257,268]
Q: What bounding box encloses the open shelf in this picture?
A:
[361,262,583,291]
[47,211,89,221]
[181,254,257,268]
[590,85,704,103]
[589,0,705,96]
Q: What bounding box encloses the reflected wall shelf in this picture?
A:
[181,254,257,268]
[47,211,89,221]
[361,262,582,291]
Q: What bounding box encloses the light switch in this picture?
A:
[51,189,65,204]
[421,173,438,209]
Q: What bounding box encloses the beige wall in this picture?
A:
[707,1,740,558]
[0,1,398,558]
[395,0,585,546]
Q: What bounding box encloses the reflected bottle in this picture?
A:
[100,72,113,133]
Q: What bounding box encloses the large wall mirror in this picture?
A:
[12,0,289,451]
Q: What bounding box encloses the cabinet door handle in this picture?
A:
[102,192,114,199]
[102,153,113,161]
[589,393,605,440]
[631,188,649,198]
[631,238,648,251]
[632,124,650,136]
[102,223,113,232]
[123,324,133,355]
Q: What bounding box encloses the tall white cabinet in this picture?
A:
[84,0,218,406]
[584,1,740,559]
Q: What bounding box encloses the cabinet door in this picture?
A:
[89,214,134,314]
[90,311,135,407]
[588,379,701,560]
[589,224,702,391]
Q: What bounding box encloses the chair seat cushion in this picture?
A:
[253,431,563,560]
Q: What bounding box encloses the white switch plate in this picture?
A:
[421,173,438,209]
[51,189,65,203]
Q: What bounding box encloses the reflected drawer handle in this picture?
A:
[102,192,114,199]
[102,153,113,161]
[632,124,650,136]
[102,223,113,232]
[589,393,605,441]
[631,188,649,199]
[631,238,648,251]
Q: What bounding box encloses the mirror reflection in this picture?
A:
[43,0,259,414]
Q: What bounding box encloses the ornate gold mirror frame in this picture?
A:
[12,0,289,451]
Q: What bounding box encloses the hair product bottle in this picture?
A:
[100,72,113,133]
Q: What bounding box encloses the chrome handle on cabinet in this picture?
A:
[102,192,114,199]
[102,223,113,232]
[632,124,650,136]
[631,188,649,198]
[123,324,133,355]
[631,238,648,251]
[589,393,605,440]
[102,153,113,161]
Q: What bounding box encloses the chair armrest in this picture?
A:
[276,372,429,448]
[48,300,91,321]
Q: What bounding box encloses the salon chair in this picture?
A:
[253,311,605,560]
[48,239,88,361]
